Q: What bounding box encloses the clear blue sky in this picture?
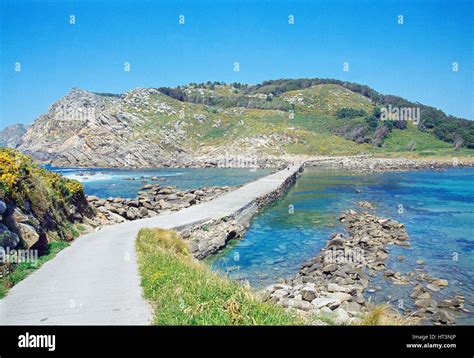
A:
[1,0,472,129]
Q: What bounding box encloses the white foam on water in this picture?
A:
[64,173,114,182]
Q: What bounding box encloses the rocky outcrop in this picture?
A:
[0,199,78,262]
[306,155,474,173]
[13,87,288,168]
[0,124,28,148]
[17,88,189,167]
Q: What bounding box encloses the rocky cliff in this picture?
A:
[0,124,28,149]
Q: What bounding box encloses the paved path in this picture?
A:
[0,163,302,325]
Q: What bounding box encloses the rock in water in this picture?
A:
[431,310,456,325]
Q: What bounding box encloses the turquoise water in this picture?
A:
[208,168,474,324]
[49,167,272,198]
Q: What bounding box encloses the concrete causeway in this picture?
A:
[0,163,303,325]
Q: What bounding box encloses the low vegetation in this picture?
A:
[357,304,420,326]
[143,81,474,159]
[136,228,304,325]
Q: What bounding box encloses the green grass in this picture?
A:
[0,241,69,299]
[136,228,304,325]
[281,84,374,116]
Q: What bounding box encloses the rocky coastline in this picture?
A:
[262,206,465,325]
[305,155,474,173]
[84,184,234,227]
[40,154,474,173]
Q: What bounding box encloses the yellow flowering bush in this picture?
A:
[0,149,22,194]
[0,147,84,209]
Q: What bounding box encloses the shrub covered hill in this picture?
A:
[0,148,93,259]
[5,78,474,167]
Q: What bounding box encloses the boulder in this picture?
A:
[415,299,437,309]
[322,264,338,273]
[147,210,158,217]
[431,310,455,325]
[432,279,448,287]
[333,307,350,324]
[0,200,6,215]
[326,292,352,302]
[126,207,141,220]
[327,282,346,292]
[17,223,40,248]
[139,207,149,217]
[343,301,361,313]
[426,284,440,292]
[311,297,341,310]
[128,200,140,208]
[0,223,20,248]
[12,208,29,223]
[279,298,312,311]
[158,199,173,210]
[301,287,317,302]
[272,289,290,300]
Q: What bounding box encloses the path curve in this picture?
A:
[0,164,302,325]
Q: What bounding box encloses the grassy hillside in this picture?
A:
[145,81,474,158]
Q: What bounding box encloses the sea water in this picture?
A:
[208,167,474,323]
[50,167,272,198]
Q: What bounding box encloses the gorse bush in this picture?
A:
[336,107,367,119]
[0,148,84,203]
[0,148,86,239]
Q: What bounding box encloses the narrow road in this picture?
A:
[0,163,302,325]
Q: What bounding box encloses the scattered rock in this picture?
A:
[432,279,448,287]
[431,310,456,325]
[311,297,341,310]
[279,298,313,311]
[426,284,441,292]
